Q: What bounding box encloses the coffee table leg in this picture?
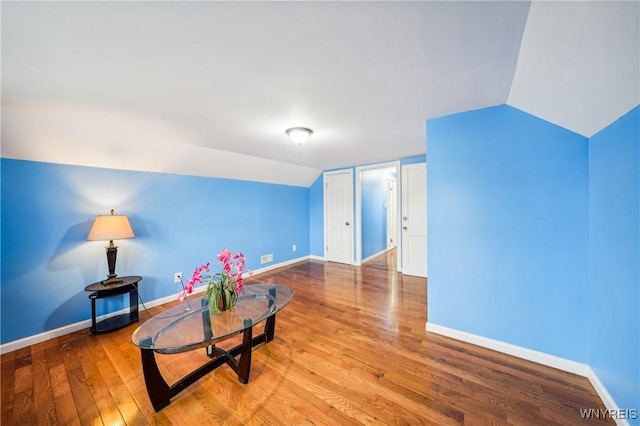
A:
[140,340,172,411]
[138,314,279,411]
[237,319,253,384]
[264,287,277,342]
[264,315,276,343]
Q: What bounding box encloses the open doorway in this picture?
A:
[386,176,397,250]
[355,161,401,269]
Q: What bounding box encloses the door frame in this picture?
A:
[323,169,355,264]
[354,161,401,269]
[401,162,427,277]
[386,176,397,250]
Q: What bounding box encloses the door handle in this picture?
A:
[403,226,408,231]
[403,217,408,221]
[345,222,350,226]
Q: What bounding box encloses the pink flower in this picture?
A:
[180,249,249,303]
[177,262,211,301]
[217,249,231,265]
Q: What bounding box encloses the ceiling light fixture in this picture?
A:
[286,127,313,145]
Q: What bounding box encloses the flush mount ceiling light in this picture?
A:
[285,127,313,145]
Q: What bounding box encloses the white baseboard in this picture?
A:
[584,366,631,426]
[0,320,93,354]
[426,322,590,376]
[361,248,391,265]
[0,292,192,355]
[426,322,629,426]
[248,255,311,275]
[0,256,314,355]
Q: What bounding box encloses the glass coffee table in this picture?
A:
[131,284,293,411]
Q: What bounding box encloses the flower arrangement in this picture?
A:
[178,249,250,314]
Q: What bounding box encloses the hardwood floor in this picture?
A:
[1,251,612,425]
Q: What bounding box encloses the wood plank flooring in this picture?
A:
[1,251,612,425]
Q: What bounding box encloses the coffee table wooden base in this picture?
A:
[140,315,276,412]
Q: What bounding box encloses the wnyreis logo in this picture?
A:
[580,408,638,420]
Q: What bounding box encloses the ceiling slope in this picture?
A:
[508,1,639,137]
[1,1,637,186]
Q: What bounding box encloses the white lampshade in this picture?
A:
[286,127,313,145]
[87,210,135,242]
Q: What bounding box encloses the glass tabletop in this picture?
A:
[131,284,293,354]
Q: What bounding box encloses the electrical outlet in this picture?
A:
[174,272,182,283]
[292,244,297,252]
[260,254,273,264]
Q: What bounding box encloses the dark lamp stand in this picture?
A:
[104,240,122,285]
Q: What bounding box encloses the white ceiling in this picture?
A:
[2,1,638,187]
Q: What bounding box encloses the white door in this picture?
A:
[324,171,353,264]
[386,177,397,249]
[401,163,427,277]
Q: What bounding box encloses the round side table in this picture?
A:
[84,276,142,333]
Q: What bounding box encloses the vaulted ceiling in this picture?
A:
[2,1,638,186]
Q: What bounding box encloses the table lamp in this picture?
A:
[87,209,135,285]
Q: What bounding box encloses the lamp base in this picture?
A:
[103,244,123,285]
[102,276,124,286]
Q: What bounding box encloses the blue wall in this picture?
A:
[309,174,324,257]
[427,105,590,362]
[401,155,427,166]
[428,104,640,417]
[589,106,640,417]
[361,168,390,259]
[1,159,310,344]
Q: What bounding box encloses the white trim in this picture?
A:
[386,176,398,251]
[246,255,310,275]
[400,162,428,278]
[0,256,313,355]
[426,322,589,375]
[323,169,355,265]
[1,320,93,355]
[426,322,628,426]
[585,367,630,426]
[354,161,401,269]
[361,247,392,265]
